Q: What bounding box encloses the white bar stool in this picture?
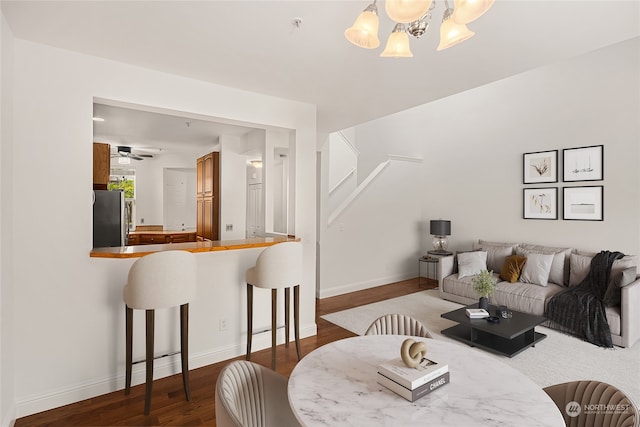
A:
[123,250,197,415]
[246,241,303,369]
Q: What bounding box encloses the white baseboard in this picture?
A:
[15,323,317,419]
[318,273,414,299]
[2,407,16,427]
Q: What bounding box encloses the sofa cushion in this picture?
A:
[457,251,487,278]
[493,281,564,316]
[442,271,501,300]
[516,247,567,287]
[518,243,573,286]
[477,245,514,273]
[569,253,638,287]
[499,255,527,283]
[442,274,563,316]
[519,252,555,287]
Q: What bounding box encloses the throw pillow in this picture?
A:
[499,255,527,283]
[516,247,566,286]
[519,243,573,286]
[519,252,554,287]
[457,251,488,279]
[569,253,592,287]
[603,266,638,306]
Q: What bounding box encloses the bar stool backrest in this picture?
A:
[124,250,197,310]
[247,242,302,289]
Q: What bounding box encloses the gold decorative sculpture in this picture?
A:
[400,338,428,368]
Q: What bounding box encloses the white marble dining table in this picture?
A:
[288,335,564,427]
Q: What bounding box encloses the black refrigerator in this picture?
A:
[93,190,127,247]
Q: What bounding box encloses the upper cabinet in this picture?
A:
[93,142,110,190]
[196,151,220,241]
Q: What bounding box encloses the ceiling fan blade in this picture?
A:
[130,155,144,161]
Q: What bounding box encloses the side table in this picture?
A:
[418,250,453,287]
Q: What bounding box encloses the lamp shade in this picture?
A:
[452,0,495,24]
[430,220,451,236]
[437,15,474,51]
[380,24,413,58]
[345,7,380,49]
[385,0,433,23]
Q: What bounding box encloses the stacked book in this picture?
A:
[377,357,449,402]
[465,308,489,319]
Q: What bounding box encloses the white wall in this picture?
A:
[220,134,248,240]
[319,37,640,297]
[7,38,316,419]
[131,151,199,227]
[0,12,16,427]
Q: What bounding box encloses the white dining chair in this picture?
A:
[246,241,303,369]
[215,360,301,427]
[123,250,197,415]
[365,313,433,338]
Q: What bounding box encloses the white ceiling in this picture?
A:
[3,0,639,140]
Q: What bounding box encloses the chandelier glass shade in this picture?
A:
[452,0,495,24]
[380,23,413,57]
[437,8,475,51]
[385,0,433,23]
[344,3,381,49]
[345,0,492,56]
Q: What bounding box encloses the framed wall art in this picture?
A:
[523,187,558,220]
[523,150,558,184]
[563,186,603,221]
[563,145,603,182]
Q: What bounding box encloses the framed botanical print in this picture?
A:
[563,186,603,221]
[523,150,558,184]
[523,187,558,220]
[562,145,603,182]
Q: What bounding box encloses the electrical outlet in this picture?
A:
[219,319,228,331]
[226,224,233,231]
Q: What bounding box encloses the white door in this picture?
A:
[247,183,263,237]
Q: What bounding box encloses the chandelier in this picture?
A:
[344,0,495,57]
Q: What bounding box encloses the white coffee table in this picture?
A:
[288,335,564,426]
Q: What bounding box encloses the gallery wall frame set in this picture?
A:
[522,145,604,220]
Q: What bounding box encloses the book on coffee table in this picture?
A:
[377,357,448,390]
[465,308,489,319]
[378,371,450,402]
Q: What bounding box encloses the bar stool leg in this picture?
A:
[284,287,290,348]
[246,283,253,360]
[180,303,191,401]
[294,285,301,360]
[144,309,155,415]
[125,306,133,395]
[271,288,277,370]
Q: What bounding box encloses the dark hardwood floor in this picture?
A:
[15,278,436,427]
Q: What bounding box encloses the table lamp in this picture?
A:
[430,220,451,252]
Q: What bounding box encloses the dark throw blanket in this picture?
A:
[545,250,624,348]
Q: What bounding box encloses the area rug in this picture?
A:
[322,289,640,405]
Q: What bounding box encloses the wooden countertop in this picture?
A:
[128,229,196,236]
[90,236,299,258]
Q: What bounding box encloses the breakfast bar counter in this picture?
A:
[90,235,299,258]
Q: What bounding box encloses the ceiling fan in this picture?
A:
[111,146,154,161]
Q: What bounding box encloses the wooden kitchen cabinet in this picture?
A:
[196,151,219,241]
[93,142,110,190]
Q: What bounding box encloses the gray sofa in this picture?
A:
[437,240,640,348]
